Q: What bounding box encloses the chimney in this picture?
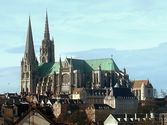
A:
[135,113,137,120]
[150,112,155,119]
[146,113,148,119]
[125,113,128,121]
[3,105,15,125]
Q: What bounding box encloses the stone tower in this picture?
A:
[40,12,55,63]
[21,17,38,94]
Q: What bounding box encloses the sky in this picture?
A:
[0,0,167,92]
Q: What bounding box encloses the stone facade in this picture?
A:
[21,17,38,94]
[104,88,138,114]
[132,80,154,101]
[21,14,132,97]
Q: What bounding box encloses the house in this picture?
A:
[0,93,29,125]
[104,113,160,125]
[104,88,138,114]
[159,113,167,125]
[85,104,114,124]
[14,107,61,125]
[86,89,107,104]
[132,80,154,101]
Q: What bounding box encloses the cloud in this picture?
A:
[1,0,167,56]
[64,42,167,91]
[1,42,167,92]
[1,0,167,92]
[5,46,24,54]
[5,44,40,54]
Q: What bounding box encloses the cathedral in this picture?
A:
[21,13,131,96]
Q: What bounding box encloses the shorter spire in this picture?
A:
[44,11,50,40]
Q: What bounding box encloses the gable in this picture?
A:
[132,80,153,89]
[17,111,52,125]
[104,114,118,125]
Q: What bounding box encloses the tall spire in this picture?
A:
[44,11,50,40]
[24,17,36,62]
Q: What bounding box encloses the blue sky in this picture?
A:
[0,0,167,92]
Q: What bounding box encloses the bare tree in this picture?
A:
[160,89,167,98]
[153,89,158,98]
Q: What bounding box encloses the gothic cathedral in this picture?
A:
[21,13,131,95]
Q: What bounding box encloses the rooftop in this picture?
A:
[38,58,119,77]
[132,80,153,89]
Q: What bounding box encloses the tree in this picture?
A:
[160,89,167,98]
[153,89,158,98]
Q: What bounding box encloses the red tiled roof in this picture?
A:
[132,80,152,89]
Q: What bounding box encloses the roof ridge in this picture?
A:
[66,58,85,61]
[133,80,149,81]
[85,58,112,61]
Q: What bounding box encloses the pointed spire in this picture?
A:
[44,11,50,40]
[59,57,62,68]
[24,17,36,62]
[52,36,54,41]
[70,57,73,66]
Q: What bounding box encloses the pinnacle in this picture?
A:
[24,17,36,62]
[44,11,50,40]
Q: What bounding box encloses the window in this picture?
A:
[26,72,29,78]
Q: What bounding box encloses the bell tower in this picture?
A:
[40,12,55,63]
[21,17,38,94]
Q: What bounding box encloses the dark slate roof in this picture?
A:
[154,98,165,102]
[0,93,28,107]
[112,88,135,98]
[50,99,83,105]
[6,98,21,105]
[37,94,83,105]
[38,95,48,102]
[14,107,62,125]
[93,104,113,110]
[86,89,107,96]
[86,88,135,98]
[5,93,18,98]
